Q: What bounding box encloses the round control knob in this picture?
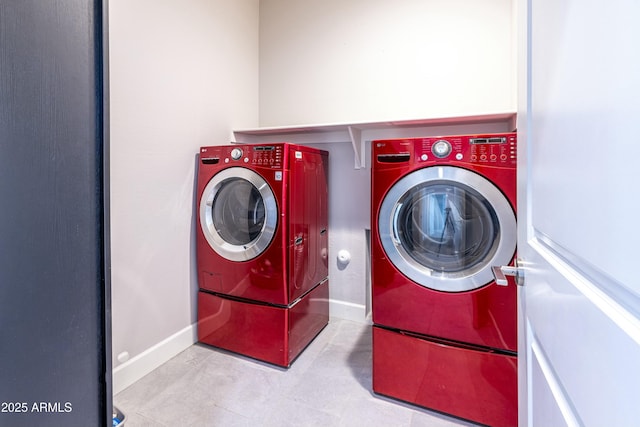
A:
[432,140,452,158]
[230,148,243,160]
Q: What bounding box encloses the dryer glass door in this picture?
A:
[379,166,516,292]
[397,183,497,273]
[200,167,277,261]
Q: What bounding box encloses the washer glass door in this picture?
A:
[379,166,516,292]
[200,167,277,261]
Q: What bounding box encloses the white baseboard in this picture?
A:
[329,299,371,324]
[112,323,197,395]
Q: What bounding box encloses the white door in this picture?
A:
[517,0,640,425]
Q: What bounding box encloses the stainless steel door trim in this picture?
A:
[378,166,516,292]
[200,167,278,261]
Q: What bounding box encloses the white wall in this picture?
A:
[260,0,516,322]
[259,0,515,127]
[109,0,259,392]
[320,142,372,320]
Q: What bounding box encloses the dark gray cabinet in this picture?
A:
[0,1,111,426]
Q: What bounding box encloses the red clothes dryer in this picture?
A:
[371,133,518,427]
[196,143,329,367]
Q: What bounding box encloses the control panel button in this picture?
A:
[455,153,463,160]
[420,154,428,161]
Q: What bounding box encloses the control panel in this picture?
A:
[247,145,283,167]
[200,145,284,168]
[415,133,517,165]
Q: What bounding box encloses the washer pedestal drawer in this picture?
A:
[372,326,517,427]
[197,280,329,367]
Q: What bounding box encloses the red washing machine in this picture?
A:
[196,143,329,367]
[371,133,518,427]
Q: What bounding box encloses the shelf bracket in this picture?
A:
[348,126,365,169]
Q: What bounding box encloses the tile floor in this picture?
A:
[114,319,478,427]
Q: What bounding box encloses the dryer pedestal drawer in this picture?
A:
[197,280,329,367]
[372,326,517,427]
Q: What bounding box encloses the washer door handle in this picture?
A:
[391,203,402,245]
[492,259,524,286]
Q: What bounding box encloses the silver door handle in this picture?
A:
[492,259,524,286]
